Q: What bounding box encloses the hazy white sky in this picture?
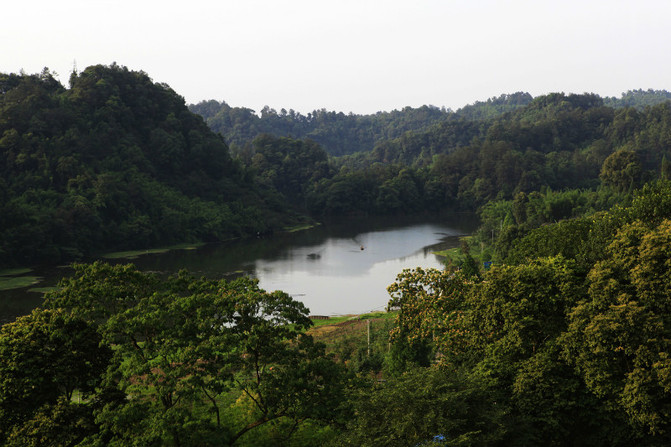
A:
[3,0,670,114]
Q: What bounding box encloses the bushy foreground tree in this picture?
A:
[366,183,671,446]
[0,262,348,446]
[0,308,110,443]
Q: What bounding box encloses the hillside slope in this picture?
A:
[0,65,295,267]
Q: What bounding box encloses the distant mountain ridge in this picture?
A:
[190,90,671,156]
[188,93,535,156]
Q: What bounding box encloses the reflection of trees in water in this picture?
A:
[1,218,476,322]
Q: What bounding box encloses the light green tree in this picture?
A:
[563,219,671,436]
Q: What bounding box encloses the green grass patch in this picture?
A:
[0,276,42,291]
[102,248,169,259]
[169,242,206,250]
[434,235,492,265]
[433,246,461,263]
[28,286,59,294]
[284,223,320,233]
[102,242,206,260]
[0,267,33,277]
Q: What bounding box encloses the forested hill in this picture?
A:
[188,92,534,156]
[189,102,450,156]
[604,88,671,109]
[0,65,297,267]
[189,90,671,157]
[289,92,671,217]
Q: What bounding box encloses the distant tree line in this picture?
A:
[237,92,671,218]
[188,92,535,156]
[190,89,671,158]
[189,101,452,156]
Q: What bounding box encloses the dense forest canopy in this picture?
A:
[379,180,671,446]
[242,91,671,218]
[603,88,671,109]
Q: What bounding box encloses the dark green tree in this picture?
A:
[600,149,642,192]
[337,366,505,447]
[0,308,110,442]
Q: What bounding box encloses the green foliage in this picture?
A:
[499,180,671,269]
[603,89,671,109]
[248,134,332,206]
[0,308,110,442]
[6,66,671,266]
[504,217,596,270]
[388,268,472,367]
[563,219,671,436]
[600,149,642,192]
[453,92,533,121]
[38,262,347,446]
[317,93,671,212]
[189,91,671,219]
[337,366,505,447]
[8,66,671,444]
[468,257,582,366]
[4,398,99,447]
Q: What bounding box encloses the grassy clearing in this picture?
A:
[0,276,42,291]
[433,246,461,263]
[434,235,491,267]
[308,311,398,338]
[284,222,320,233]
[310,311,396,328]
[307,311,399,364]
[357,311,396,321]
[28,286,59,294]
[310,315,356,328]
[102,242,206,260]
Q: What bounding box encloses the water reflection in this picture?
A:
[0,215,476,323]
[250,223,464,315]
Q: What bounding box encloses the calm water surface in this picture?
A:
[0,215,476,323]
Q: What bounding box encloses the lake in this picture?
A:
[0,214,476,323]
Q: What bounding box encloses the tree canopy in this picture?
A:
[376,182,671,445]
